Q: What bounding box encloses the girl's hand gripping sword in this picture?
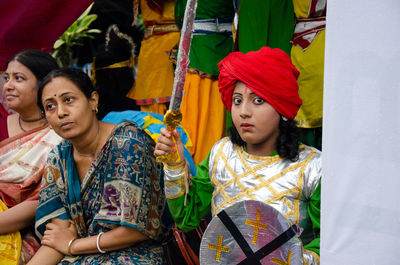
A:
[156,0,198,164]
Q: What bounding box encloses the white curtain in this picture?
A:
[321,1,400,264]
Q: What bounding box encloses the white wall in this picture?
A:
[321,1,400,264]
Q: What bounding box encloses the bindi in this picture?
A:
[54,94,57,97]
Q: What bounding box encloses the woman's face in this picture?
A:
[2,60,38,112]
[41,77,98,140]
[231,82,280,150]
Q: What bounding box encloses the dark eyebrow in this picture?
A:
[42,97,54,103]
[4,71,24,76]
[43,92,74,103]
[60,92,73,97]
[13,72,25,76]
[232,92,242,95]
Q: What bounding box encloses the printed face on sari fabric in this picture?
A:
[35,121,166,243]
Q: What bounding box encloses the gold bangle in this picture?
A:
[67,238,77,256]
[164,159,186,170]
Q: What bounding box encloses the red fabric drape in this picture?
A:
[0,0,93,70]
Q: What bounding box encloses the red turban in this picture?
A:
[217,47,302,120]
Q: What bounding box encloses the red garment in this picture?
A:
[0,103,8,141]
[0,0,93,70]
[218,47,302,120]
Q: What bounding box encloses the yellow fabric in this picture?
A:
[126,0,179,107]
[127,32,179,102]
[181,72,226,165]
[293,0,312,18]
[92,58,135,86]
[96,58,134,71]
[292,30,325,128]
[0,200,21,265]
[140,103,168,115]
[140,0,175,23]
[142,114,193,150]
[291,0,325,128]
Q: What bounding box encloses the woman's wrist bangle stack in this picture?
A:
[67,238,77,256]
[96,232,106,254]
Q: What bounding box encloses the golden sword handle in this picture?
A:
[156,110,183,163]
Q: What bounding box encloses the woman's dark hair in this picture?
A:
[38,67,96,111]
[7,49,59,82]
[229,117,301,161]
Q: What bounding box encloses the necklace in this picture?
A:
[74,123,101,158]
[18,116,27,132]
[19,115,45,123]
[18,115,47,132]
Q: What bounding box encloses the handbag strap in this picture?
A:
[185,234,200,265]
[173,228,196,265]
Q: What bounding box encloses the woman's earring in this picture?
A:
[94,107,98,114]
[282,116,288,121]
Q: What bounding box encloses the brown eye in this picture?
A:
[254,97,264,105]
[15,75,25,81]
[45,103,55,111]
[233,97,242,105]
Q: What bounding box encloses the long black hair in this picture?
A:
[7,49,59,83]
[229,117,301,161]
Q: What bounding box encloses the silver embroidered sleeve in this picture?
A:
[164,163,187,199]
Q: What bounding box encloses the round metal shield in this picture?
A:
[199,200,303,265]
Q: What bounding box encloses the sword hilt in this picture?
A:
[156,110,183,164]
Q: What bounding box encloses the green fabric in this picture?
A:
[300,127,322,151]
[175,0,234,21]
[268,150,278,156]
[238,0,295,55]
[175,0,234,75]
[167,152,214,232]
[303,179,321,255]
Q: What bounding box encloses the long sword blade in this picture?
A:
[157,0,198,164]
[169,0,198,111]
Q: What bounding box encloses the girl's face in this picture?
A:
[41,77,98,140]
[231,82,280,153]
[2,60,38,112]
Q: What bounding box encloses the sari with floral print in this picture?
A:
[35,121,166,264]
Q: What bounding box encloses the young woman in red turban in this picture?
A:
[155,47,321,264]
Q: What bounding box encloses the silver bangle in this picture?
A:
[96,232,106,254]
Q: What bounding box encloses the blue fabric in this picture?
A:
[103,110,197,176]
[35,121,166,264]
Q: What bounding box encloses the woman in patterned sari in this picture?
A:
[29,68,166,265]
[0,50,61,265]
